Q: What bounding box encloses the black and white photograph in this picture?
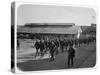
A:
[12,2,96,72]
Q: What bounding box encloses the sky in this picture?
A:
[17,4,96,26]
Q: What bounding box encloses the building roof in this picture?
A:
[17,25,80,34]
[82,26,96,34]
[25,23,75,26]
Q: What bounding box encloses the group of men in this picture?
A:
[34,39,59,61]
[34,36,96,66]
[16,35,95,67]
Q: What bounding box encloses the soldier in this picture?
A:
[44,40,49,53]
[65,40,68,51]
[54,39,59,54]
[59,39,65,53]
[34,40,40,57]
[74,39,78,46]
[40,40,45,56]
[67,44,76,67]
[49,41,56,61]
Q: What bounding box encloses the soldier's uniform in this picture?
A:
[39,41,45,56]
[60,40,65,53]
[44,40,49,53]
[67,45,76,67]
[49,42,56,61]
[65,40,68,51]
[54,40,59,54]
[34,41,40,57]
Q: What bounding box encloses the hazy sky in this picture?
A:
[17,4,96,26]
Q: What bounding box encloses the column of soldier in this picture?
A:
[34,36,96,62]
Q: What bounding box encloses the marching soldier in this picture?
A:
[34,40,40,57]
[65,40,68,51]
[44,40,49,53]
[49,41,56,61]
[54,39,59,54]
[59,39,65,53]
[67,44,76,67]
[40,40,45,56]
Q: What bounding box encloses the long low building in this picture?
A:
[17,23,96,40]
[17,23,82,39]
[17,23,80,34]
[17,26,80,34]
